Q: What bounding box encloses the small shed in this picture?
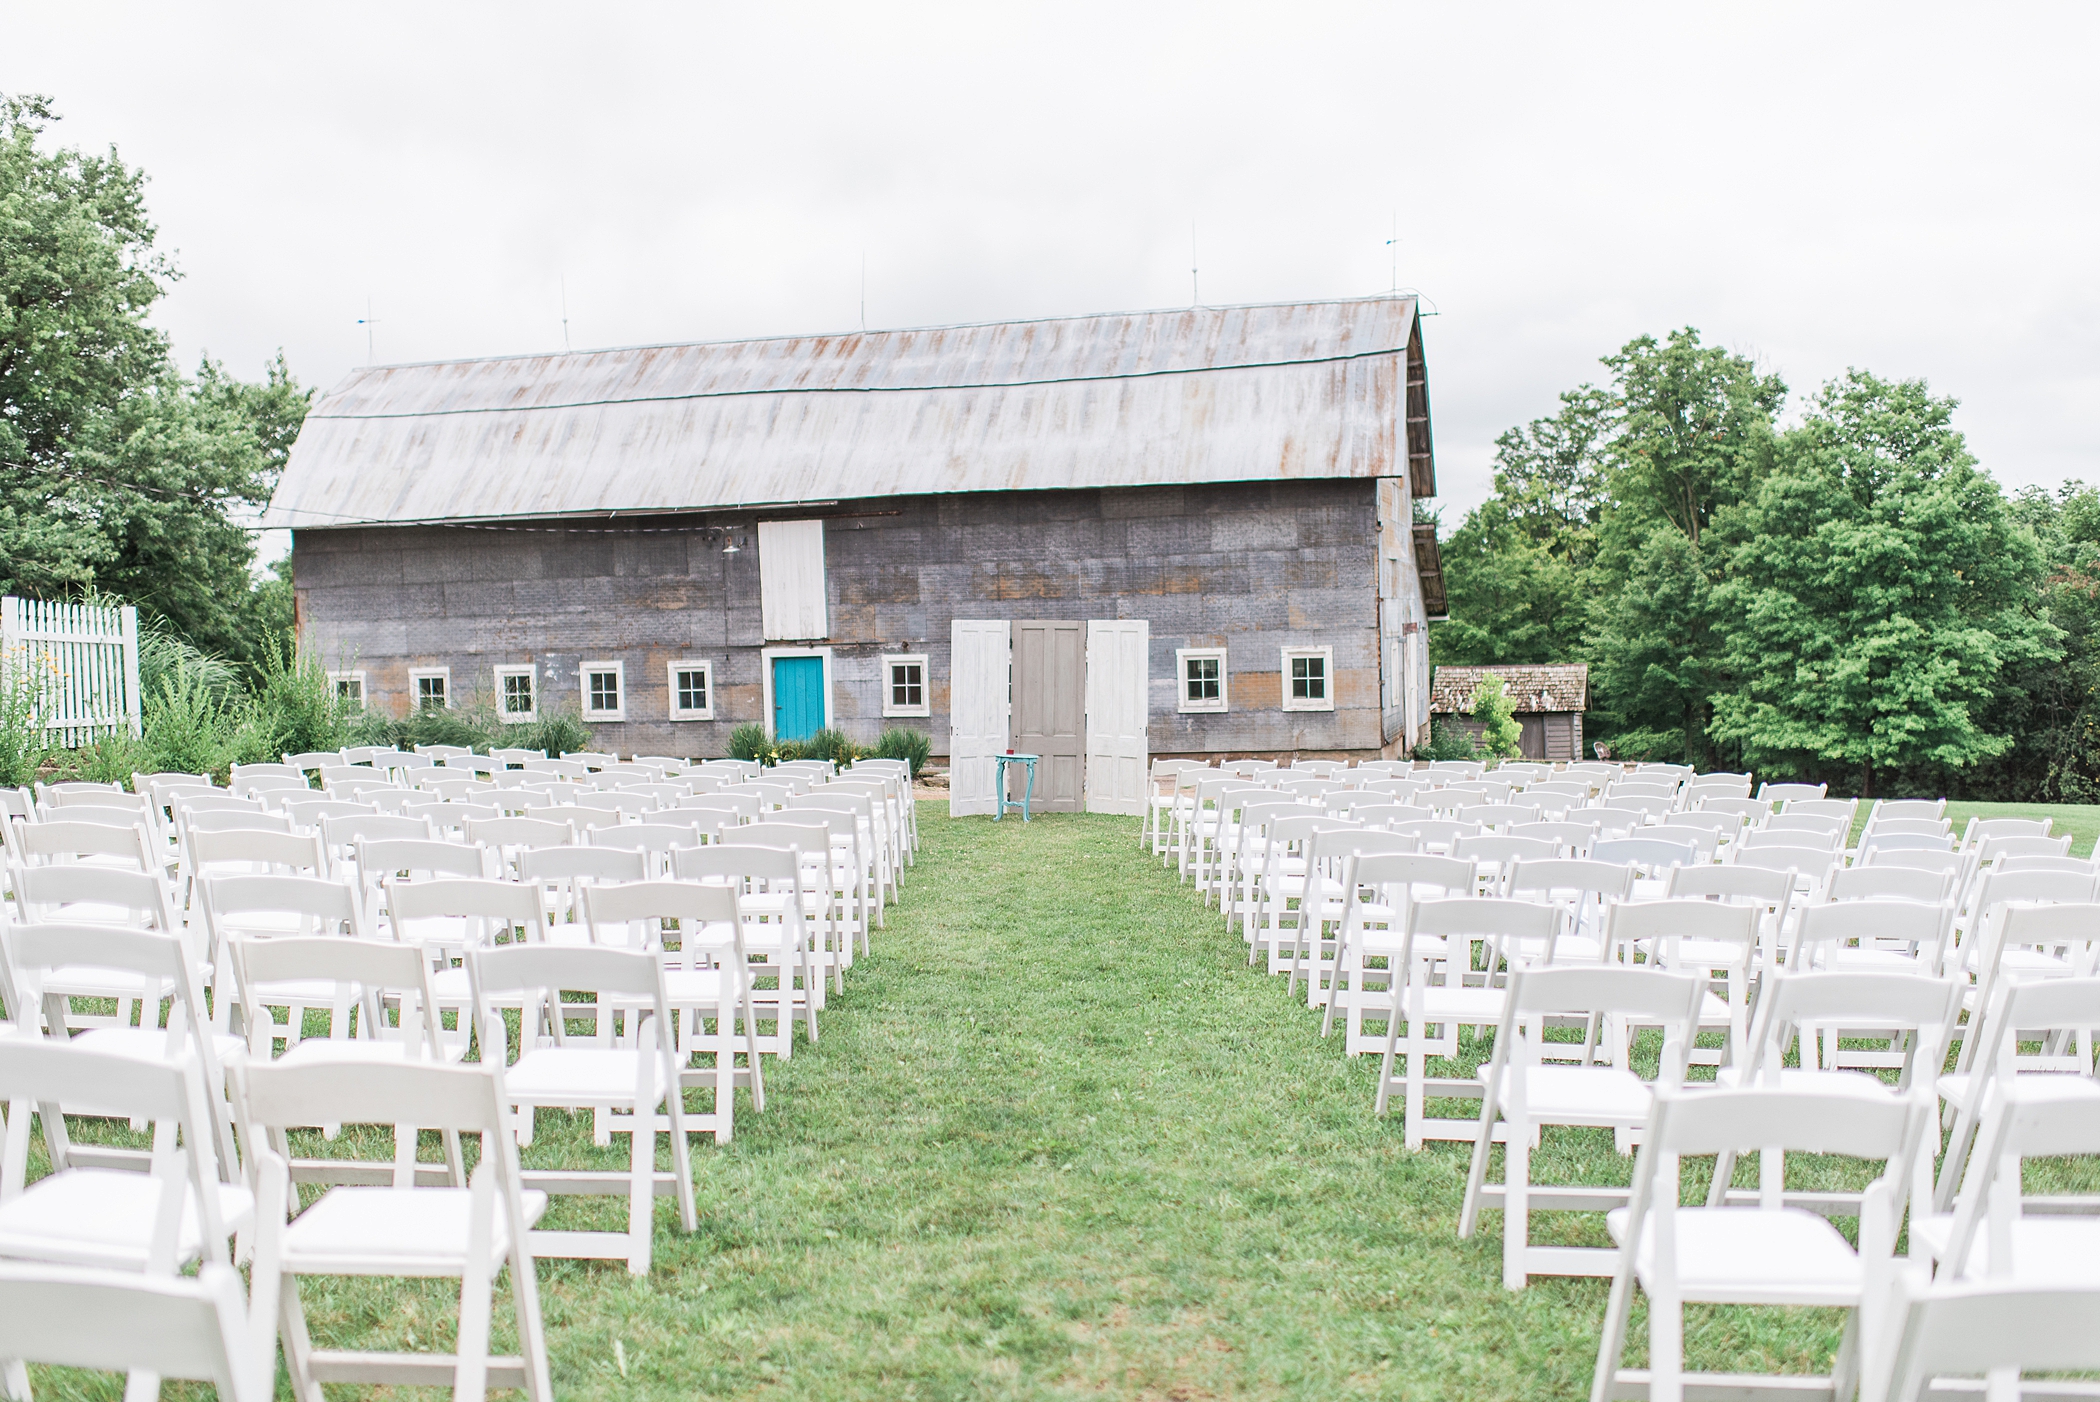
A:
[1431,664,1588,761]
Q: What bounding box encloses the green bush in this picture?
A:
[802,728,862,768]
[501,707,592,759]
[1468,675,1524,761]
[873,726,932,775]
[0,657,50,786]
[241,634,362,763]
[1412,717,1480,763]
[729,723,769,763]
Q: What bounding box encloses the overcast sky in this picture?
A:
[7,2,2096,546]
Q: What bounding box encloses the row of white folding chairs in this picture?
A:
[0,860,868,1281]
[7,810,883,1006]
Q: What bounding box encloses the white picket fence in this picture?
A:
[0,596,143,747]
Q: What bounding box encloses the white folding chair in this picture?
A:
[0,1259,273,1402]
[673,842,825,1042]
[1872,1276,2100,1402]
[467,940,698,1273]
[1460,963,1705,1287]
[1913,1078,2100,1289]
[1590,1086,1920,1402]
[0,1036,250,1285]
[1932,975,2100,1213]
[1321,853,1478,1055]
[1374,897,1561,1148]
[238,1058,552,1399]
[580,880,766,1140]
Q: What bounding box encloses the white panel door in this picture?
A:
[758,519,828,640]
[1084,618,1149,815]
[949,619,1011,818]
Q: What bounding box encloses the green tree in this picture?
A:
[0,93,309,664]
[1707,371,2056,795]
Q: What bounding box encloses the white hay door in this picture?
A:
[948,619,1011,817]
[1084,618,1149,815]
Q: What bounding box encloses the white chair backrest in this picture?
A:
[1880,1278,2100,1402]
[1827,864,1953,904]
[1790,898,1952,972]
[1979,833,2074,862]
[1588,836,1697,876]
[0,1261,266,1402]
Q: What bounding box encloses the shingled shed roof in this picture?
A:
[1431,664,1589,715]
[265,295,1429,530]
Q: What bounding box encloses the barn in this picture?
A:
[263,296,1446,813]
[1429,664,1589,762]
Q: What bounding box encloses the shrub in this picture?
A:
[0,655,51,786]
[729,723,769,763]
[873,726,932,775]
[1468,675,1524,761]
[1412,717,1480,763]
[502,707,592,759]
[241,633,361,762]
[802,728,862,767]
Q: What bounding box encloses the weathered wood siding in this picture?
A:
[292,479,1383,758]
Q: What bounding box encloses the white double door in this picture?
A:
[948,618,1149,817]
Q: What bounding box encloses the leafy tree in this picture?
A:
[0,93,308,665]
[1596,328,1785,552]
[1707,371,2055,795]
[1589,524,1720,763]
[1431,504,1591,665]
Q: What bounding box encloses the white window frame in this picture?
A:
[881,653,931,718]
[329,670,367,708]
[409,667,452,711]
[1175,647,1229,714]
[667,659,716,721]
[581,660,627,722]
[758,645,835,740]
[493,665,537,723]
[1281,646,1335,712]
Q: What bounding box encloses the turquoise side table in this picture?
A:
[994,753,1039,821]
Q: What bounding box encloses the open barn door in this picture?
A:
[948,619,1011,817]
[1084,618,1149,815]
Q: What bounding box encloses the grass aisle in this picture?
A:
[560,807,1651,1401]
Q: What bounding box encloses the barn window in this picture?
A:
[410,669,450,710]
[582,661,626,722]
[668,660,715,721]
[1282,647,1334,712]
[330,671,366,708]
[882,654,930,717]
[1176,647,1228,713]
[494,666,537,723]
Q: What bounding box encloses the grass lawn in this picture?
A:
[39,803,2038,1399]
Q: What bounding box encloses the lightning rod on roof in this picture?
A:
[357,297,378,365]
[1190,222,1199,307]
[560,276,571,353]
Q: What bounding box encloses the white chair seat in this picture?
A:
[0,1170,253,1270]
[505,1048,664,1104]
[1486,1063,1651,1124]
[275,1037,469,1067]
[1908,1214,2100,1286]
[1360,931,1450,960]
[281,1185,548,1277]
[72,1025,247,1066]
[660,969,731,1005]
[1605,1205,1862,1304]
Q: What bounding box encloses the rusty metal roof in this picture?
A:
[264,296,1423,529]
[1431,664,1590,715]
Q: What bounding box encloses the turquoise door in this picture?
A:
[773,656,825,741]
